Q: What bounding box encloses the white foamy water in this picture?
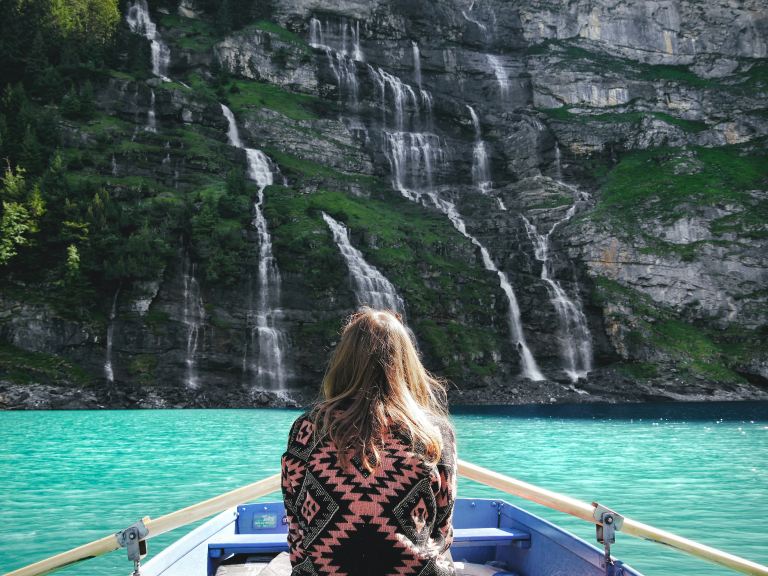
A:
[322,212,404,312]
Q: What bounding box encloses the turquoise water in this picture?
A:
[1,402,766,576]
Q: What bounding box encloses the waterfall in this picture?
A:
[309,17,361,107]
[147,89,157,132]
[426,193,545,381]
[462,0,488,32]
[221,104,288,389]
[554,142,563,181]
[104,289,119,384]
[521,204,592,382]
[221,104,243,147]
[322,212,404,312]
[368,66,444,200]
[467,105,492,194]
[245,149,288,390]
[384,131,444,201]
[182,257,204,389]
[412,41,422,88]
[487,54,509,101]
[111,155,118,176]
[125,0,171,79]
[309,16,364,61]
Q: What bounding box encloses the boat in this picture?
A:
[139,497,641,576]
[5,460,767,576]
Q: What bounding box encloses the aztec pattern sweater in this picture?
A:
[281,413,457,576]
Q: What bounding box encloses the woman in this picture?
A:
[281,308,457,576]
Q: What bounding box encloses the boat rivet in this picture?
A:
[470,501,476,507]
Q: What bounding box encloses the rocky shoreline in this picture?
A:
[3,366,766,410]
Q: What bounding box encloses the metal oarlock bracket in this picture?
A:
[116,519,149,575]
[593,503,625,576]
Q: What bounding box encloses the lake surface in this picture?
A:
[1,402,766,576]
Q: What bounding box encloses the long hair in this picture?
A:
[311,308,448,472]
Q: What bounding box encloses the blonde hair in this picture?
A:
[312,308,448,472]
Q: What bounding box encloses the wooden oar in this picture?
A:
[3,473,281,576]
[457,459,768,576]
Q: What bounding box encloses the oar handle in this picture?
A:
[457,459,768,576]
[3,473,282,576]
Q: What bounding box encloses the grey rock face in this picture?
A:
[3,0,767,409]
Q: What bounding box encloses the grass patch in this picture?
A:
[265,148,373,184]
[160,13,219,51]
[591,277,754,383]
[226,79,320,121]
[246,20,311,52]
[0,342,94,387]
[595,142,768,221]
[266,186,502,379]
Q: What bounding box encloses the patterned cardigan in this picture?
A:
[280,413,457,576]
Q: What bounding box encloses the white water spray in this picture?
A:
[104,288,119,384]
[467,105,492,194]
[521,197,592,381]
[322,213,404,312]
[487,54,509,102]
[412,41,422,88]
[427,193,545,381]
[147,89,157,132]
[182,257,204,389]
[221,104,288,390]
[126,0,171,79]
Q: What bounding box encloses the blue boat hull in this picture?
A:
[139,498,643,576]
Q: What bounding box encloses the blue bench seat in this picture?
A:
[452,527,530,549]
[208,527,530,559]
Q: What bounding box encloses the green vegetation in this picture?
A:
[160,14,219,51]
[266,187,502,379]
[592,277,756,383]
[539,106,708,133]
[0,342,93,387]
[595,142,768,220]
[226,80,320,121]
[247,21,311,51]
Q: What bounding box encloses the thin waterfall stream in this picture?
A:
[221,104,288,390]
[322,212,404,312]
[181,256,204,389]
[125,0,171,79]
[467,105,492,194]
[521,146,593,381]
[103,288,120,384]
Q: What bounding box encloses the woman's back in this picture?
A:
[281,412,456,575]
[280,308,457,575]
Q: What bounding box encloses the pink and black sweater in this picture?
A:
[280,414,457,576]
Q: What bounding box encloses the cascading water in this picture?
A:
[322,212,404,312]
[462,0,488,32]
[309,17,362,108]
[309,16,364,61]
[104,289,119,384]
[125,0,171,79]
[182,257,204,389]
[221,104,288,390]
[368,66,444,200]
[111,155,118,177]
[521,195,593,382]
[147,89,157,132]
[487,54,509,102]
[426,193,545,381]
[467,105,491,194]
[246,149,287,390]
[412,41,422,88]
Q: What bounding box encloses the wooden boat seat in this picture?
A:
[208,527,530,560]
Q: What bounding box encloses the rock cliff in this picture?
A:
[1,0,766,408]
